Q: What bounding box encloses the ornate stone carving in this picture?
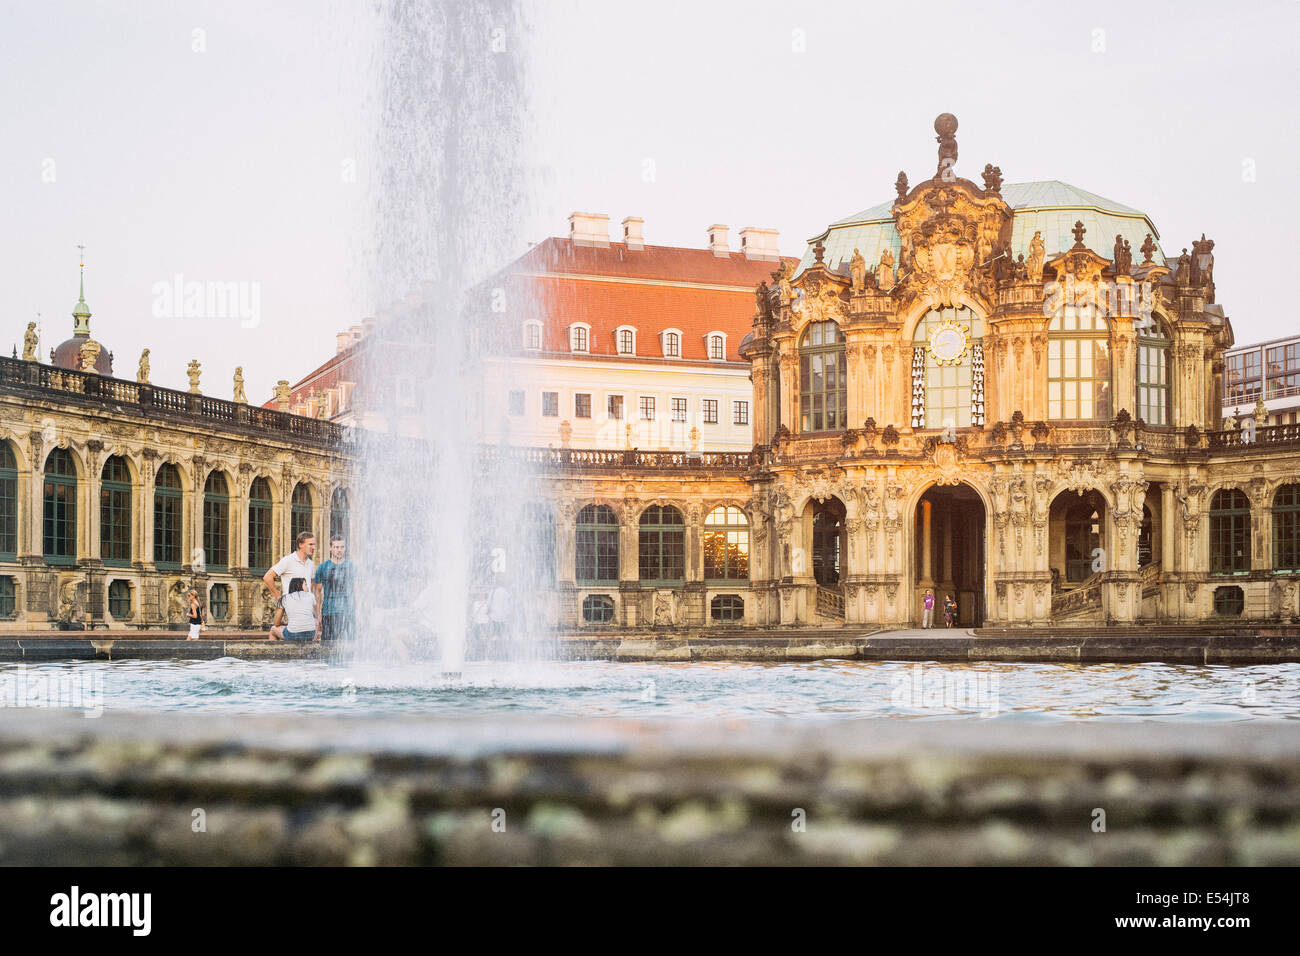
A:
[875,249,895,292]
[22,322,38,361]
[1026,231,1045,283]
[981,163,1003,193]
[186,360,202,394]
[849,249,867,293]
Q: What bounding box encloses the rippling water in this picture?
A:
[1,659,1297,722]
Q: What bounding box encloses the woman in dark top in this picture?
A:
[187,588,204,640]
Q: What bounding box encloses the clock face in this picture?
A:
[930,327,966,363]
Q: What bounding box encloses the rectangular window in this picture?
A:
[608,395,624,420]
[524,324,541,350]
[671,398,687,422]
[733,400,749,425]
[108,579,131,618]
[703,399,718,424]
[541,391,559,417]
[575,393,591,418]
[508,390,525,416]
[0,576,14,617]
[639,396,655,421]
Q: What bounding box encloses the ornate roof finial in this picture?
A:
[894,171,909,200]
[1139,233,1157,266]
[71,243,91,335]
[812,238,825,265]
[1070,220,1086,250]
[981,163,1003,193]
[934,113,958,180]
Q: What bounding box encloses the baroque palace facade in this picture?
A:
[4,114,1300,632]
[0,276,351,631]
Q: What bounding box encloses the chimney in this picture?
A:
[568,212,610,247]
[336,331,353,353]
[622,216,645,250]
[708,224,730,257]
[349,324,364,343]
[739,227,780,261]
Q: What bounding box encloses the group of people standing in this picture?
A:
[920,588,959,629]
[262,532,356,643]
[179,531,356,643]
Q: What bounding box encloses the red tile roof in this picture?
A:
[271,236,796,405]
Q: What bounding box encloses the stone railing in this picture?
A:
[816,585,845,620]
[1207,422,1300,452]
[480,445,754,475]
[0,356,349,450]
[1051,577,1103,618]
[1140,561,1162,596]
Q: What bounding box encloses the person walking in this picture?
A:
[921,589,934,629]
[944,593,957,628]
[263,531,317,625]
[313,536,355,645]
[269,577,319,642]
[186,588,204,640]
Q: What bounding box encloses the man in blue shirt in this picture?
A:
[313,536,356,645]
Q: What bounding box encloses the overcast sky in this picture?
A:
[3,0,1297,400]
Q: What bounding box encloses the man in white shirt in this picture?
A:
[263,532,317,609]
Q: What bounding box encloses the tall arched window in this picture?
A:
[100,455,132,566]
[663,331,680,357]
[43,449,77,564]
[576,504,618,585]
[1048,303,1111,420]
[800,321,846,432]
[1210,488,1251,574]
[703,506,749,581]
[203,472,230,572]
[1136,313,1171,425]
[639,505,685,584]
[153,464,182,568]
[248,477,273,573]
[0,441,16,561]
[291,483,313,542]
[330,488,350,542]
[911,306,985,429]
[1273,483,1300,572]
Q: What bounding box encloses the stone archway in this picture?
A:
[913,482,986,626]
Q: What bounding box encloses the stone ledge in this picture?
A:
[0,711,1296,865]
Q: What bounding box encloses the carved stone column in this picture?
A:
[919,498,933,586]
[140,448,157,569]
[85,438,104,564]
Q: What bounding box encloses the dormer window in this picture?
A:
[523,321,542,351]
[660,329,682,358]
[570,323,590,353]
[615,325,637,355]
[706,332,727,361]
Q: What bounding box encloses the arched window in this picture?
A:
[800,321,846,432]
[576,504,618,585]
[153,464,182,568]
[1273,483,1300,572]
[523,321,542,350]
[709,334,725,360]
[0,441,16,561]
[911,306,985,429]
[639,505,684,584]
[291,483,313,543]
[248,478,273,573]
[202,472,230,572]
[1048,303,1111,420]
[1137,505,1155,568]
[1136,314,1171,425]
[1064,497,1103,582]
[703,506,749,581]
[43,449,77,564]
[100,455,132,566]
[330,488,350,542]
[616,327,635,355]
[1210,488,1251,574]
[662,331,680,357]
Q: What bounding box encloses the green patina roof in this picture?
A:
[800,180,1166,279]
